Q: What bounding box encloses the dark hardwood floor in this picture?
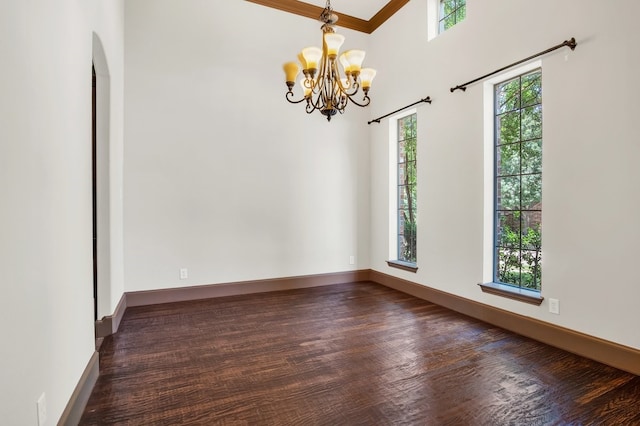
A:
[80,282,640,425]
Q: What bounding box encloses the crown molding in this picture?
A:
[245,0,409,34]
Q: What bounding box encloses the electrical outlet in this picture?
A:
[37,392,47,426]
[549,298,560,315]
[349,255,355,265]
[179,268,188,280]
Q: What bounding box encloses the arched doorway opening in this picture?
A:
[92,34,112,327]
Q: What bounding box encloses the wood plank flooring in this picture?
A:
[80,282,640,425]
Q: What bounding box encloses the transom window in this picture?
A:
[494,69,542,291]
[439,0,466,33]
[397,114,417,264]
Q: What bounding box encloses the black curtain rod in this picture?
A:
[368,97,432,125]
[450,37,577,93]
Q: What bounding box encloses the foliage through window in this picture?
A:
[398,114,417,264]
[494,70,542,291]
[439,0,466,33]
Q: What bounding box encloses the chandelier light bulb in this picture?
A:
[359,68,377,90]
[301,47,322,71]
[297,52,308,70]
[345,50,365,74]
[324,33,345,59]
[339,52,352,74]
[283,62,300,85]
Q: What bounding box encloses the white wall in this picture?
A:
[368,0,640,349]
[123,0,372,291]
[0,0,124,424]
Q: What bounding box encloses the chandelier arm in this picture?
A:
[343,93,371,108]
[342,82,360,96]
[305,102,316,114]
[316,51,329,87]
[331,62,347,90]
[307,93,323,113]
[311,77,320,96]
[285,91,309,104]
[317,76,331,111]
[332,62,360,97]
[335,89,348,111]
[303,77,315,92]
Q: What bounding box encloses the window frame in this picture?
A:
[438,0,466,34]
[397,113,418,265]
[493,69,543,291]
[387,110,418,273]
[480,61,544,305]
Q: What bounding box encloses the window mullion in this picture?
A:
[493,69,542,291]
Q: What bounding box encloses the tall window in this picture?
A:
[494,70,542,291]
[439,0,466,33]
[398,114,417,264]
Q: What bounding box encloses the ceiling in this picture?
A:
[245,0,410,34]
[301,0,393,21]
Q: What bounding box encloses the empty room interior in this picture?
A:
[2,0,640,424]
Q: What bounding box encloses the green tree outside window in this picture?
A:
[439,0,466,33]
[495,70,542,290]
[398,114,417,264]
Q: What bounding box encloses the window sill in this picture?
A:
[478,282,544,306]
[387,260,418,273]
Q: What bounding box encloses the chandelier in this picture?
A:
[282,0,376,121]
